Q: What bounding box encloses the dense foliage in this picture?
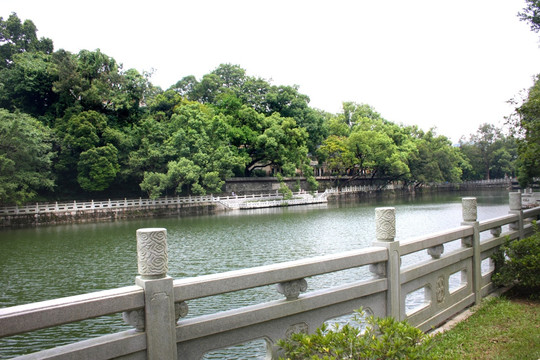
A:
[0,13,521,205]
[459,123,517,181]
[519,0,540,33]
[492,225,540,296]
[509,75,540,188]
[0,109,54,204]
[511,1,540,188]
[277,309,432,360]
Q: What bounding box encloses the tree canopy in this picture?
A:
[511,75,540,187]
[519,0,540,33]
[0,13,520,204]
[0,109,54,204]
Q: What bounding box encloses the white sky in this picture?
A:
[3,0,540,142]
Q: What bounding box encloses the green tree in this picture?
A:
[409,129,467,185]
[317,135,354,174]
[50,48,145,123]
[0,109,55,204]
[55,110,127,193]
[128,115,173,180]
[163,157,202,194]
[341,101,383,128]
[0,51,58,119]
[77,144,120,191]
[0,13,53,69]
[512,75,540,187]
[174,64,327,154]
[264,84,327,153]
[519,0,540,33]
[352,129,410,182]
[459,123,514,180]
[242,112,310,177]
[138,100,245,197]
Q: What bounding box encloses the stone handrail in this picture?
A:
[238,196,325,209]
[0,196,215,215]
[0,177,515,216]
[1,193,539,359]
[0,192,287,215]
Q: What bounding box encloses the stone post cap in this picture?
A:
[376,207,396,241]
[462,197,477,222]
[509,192,522,211]
[136,228,168,278]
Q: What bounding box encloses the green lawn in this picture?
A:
[429,293,540,359]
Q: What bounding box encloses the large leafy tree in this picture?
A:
[218,98,312,177]
[0,109,55,204]
[318,104,468,186]
[510,1,540,187]
[519,0,540,33]
[409,129,468,186]
[174,64,327,154]
[51,48,150,123]
[317,135,354,174]
[0,51,58,119]
[459,123,515,180]
[138,100,245,197]
[0,13,53,69]
[512,75,540,187]
[55,110,123,192]
[77,144,119,191]
[348,128,410,183]
[0,14,57,121]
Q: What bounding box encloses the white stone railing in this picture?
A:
[327,185,382,193]
[1,193,539,359]
[0,195,217,215]
[0,178,515,215]
[0,192,318,215]
[237,196,326,209]
[461,178,514,185]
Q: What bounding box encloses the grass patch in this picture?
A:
[430,293,540,359]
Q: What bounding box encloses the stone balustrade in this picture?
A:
[1,192,539,359]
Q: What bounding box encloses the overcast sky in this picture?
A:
[3,0,540,142]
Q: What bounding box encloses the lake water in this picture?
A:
[0,190,511,359]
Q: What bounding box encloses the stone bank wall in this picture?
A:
[1,203,218,228]
[225,176,389,194]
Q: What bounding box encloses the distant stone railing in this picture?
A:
[0,192,308,215]
[461,178,514,185]
[0,195,216,215]
[0,178,515,216]
[1,193,538,359]
[237,196,326,209]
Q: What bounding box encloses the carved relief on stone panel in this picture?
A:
[137,229,168,276]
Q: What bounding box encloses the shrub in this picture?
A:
[278,309,432,360]
[276,173,293,200]
[492,224,540,296]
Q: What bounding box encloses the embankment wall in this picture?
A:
[1,203,217,228]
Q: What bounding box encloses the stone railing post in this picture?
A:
[508,192,524,239]
[134,228,177,359]
[371,207,401,319]
[461,197,481,304]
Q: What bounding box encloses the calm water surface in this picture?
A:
[0,190,511,358]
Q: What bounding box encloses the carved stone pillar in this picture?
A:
[137,228,168,279]
[135,228,177,360]
[376,207,396,241]
[372,207,401,319]
[461,198,481,305]
[508,192,523,238]
[462,197,477,222]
